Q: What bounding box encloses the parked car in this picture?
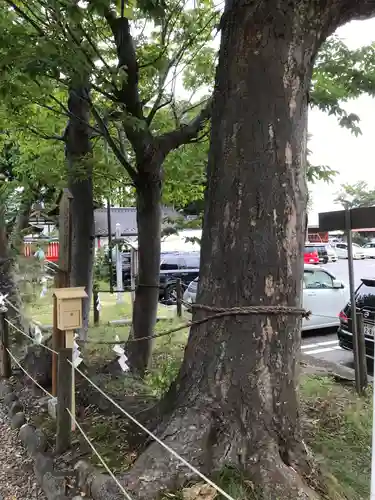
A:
[337,277,375,359]
[333,242,365,260]
[326,244,338,262]
[309,243,338,263]
[303,245,320,265]
[159,252,200,303]
[304,243,328,264]
[184,265,349,331]
[362,242,375,259]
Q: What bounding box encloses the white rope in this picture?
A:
[70,362,236,500]
[6,348,53,398]
[5,318,58,355]
[3,297,43,329]
[66,408,133,500]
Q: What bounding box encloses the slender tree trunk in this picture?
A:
[119,3,333,499]
[0,204,24,335]
[65,84,94,338]
[127,168,162,376]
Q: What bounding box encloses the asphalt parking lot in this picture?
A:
[301,258,375,371]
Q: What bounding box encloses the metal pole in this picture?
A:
[107,197,113,294]
[130,247,136,307]
[115,223,124,304]
[356,311,368,392]
[345,209,361,394]
[104,136,114,294]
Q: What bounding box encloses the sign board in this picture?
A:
[58,189,73,273]
[319,206,375,231]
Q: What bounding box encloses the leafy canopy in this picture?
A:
[334,181,375,209]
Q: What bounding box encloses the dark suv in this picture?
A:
[159,252,200,303]
[337,278,375,359]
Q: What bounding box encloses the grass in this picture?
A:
[300,375,372,499]
[28,280,190,392]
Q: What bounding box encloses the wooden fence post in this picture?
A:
[93,286,100,326]
[0,311,11,378]
[56,347,72,453]
[176,278,182,317]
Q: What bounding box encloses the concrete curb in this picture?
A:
[301,354,358,381]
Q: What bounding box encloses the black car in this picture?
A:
[305,243,329,264]
[159,252,200,303]
[337,277,375,359]
[111,250,200,301]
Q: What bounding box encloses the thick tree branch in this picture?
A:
[336,0,375,26]
[87,97,138,183]
[158,98,212,154]
[104,9,143,120]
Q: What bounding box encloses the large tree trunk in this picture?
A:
[127,169,162,376]
[65,84,94,338]
[117,3,335,499]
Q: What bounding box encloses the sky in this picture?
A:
[308,18,375,225]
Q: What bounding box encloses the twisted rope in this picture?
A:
[78,303,310,345]
[192,303,311,318]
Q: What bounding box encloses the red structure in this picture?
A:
[23,239,59,262]
[307,225,329,243]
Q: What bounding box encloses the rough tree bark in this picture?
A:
[65,84,94,338]
[126,168,162,375]
[111,0,375,498]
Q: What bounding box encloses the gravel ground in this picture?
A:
[0,407,45,500]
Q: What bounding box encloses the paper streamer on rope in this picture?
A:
[73,339,83,368]
[0,293,8,311]
[96,293,101,312]
[112,335,129,372]
[33,325,43,345]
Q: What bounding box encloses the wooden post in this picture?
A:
[52,189,72,396]
[356,311,368,393]
[176,278,182,317]
[0,311,11,378]
[93,286,100,326]
[56,348,72,453]
[65,330,76,432]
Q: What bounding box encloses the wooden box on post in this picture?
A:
[54,287,87,332]
[52,287,87,397]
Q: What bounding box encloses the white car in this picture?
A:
[302,264,349,330]
[362,242,375,258]
[333,242,365,260]
[183,264,349,331]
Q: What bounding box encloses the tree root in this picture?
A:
[90,405,324,500]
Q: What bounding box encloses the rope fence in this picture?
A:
[6,348,53,398]
[66,408,135,500]
[0,291,349,500]
[4,318,58,355]
[0,307,237,500]
[70,361,237,500]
